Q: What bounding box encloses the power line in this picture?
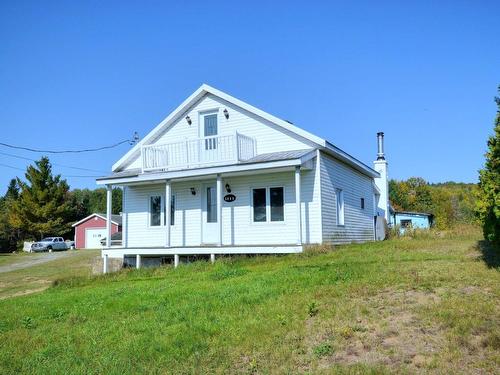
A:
[0,132,139,154]
[0,151,107,173]
[0,163,24,171]
[0,162,101,178]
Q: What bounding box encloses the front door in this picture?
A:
[202,184,218,244]
[201,112,218,163]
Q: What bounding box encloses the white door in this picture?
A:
[202,184,218,244]
[201,112,219,163]
[85,228,107,249]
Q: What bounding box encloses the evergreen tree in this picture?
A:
[0,179,20,252]
[8,157,75,240]
[477,86,500,245]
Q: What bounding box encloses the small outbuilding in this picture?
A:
[72,213,122,249]
[389,207,433,232]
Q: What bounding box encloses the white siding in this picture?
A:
[320,152,374,244]
[123,160,322,247]
[123,93,313,171]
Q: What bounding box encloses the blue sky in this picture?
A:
[1,1,499,193]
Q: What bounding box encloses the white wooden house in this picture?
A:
[97,85,389,271]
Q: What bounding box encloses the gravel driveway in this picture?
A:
[0,251,80,274]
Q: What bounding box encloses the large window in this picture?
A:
[207,187,217,223]
[270,187,284,221]
[253,188,267,222]
[336,189,345,226]
[252,187,284,223]
[150,195,162,226]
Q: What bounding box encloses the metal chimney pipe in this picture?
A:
[376,132,385,160]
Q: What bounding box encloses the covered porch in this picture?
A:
[97,149,317,273]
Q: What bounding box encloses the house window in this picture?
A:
[164,194,175,226]
[206,187,217,223]
[203,113,218,150]
[361,198,365,210]
[336,189,344,226]
[253,188,267,222]
[150,195,162,226]
[270,187,284,221]
[400,219,412,228]
[252,187,285,223]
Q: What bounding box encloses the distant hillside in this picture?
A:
[389,178,477,229]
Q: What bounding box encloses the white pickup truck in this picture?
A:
[30,237,74,252]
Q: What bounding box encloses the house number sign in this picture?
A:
[224,194,236,202]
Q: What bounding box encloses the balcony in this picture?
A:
[141,132,256,172]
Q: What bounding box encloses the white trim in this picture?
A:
[122,186,128,248]
[165,182,171,247]
[198,109,220,138]
[295,166,302,245]
[148,194,163,228]
[110,84,378,178]
[71,213,120,227]
[106,185,112,248]
[98,159,307,186]
[216,174,222,246]
[316,150,323,243]
[250,186,285,224]
[102,245,303,259]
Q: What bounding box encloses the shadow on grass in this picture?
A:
[477,240,500,269]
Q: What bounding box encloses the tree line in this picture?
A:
[0,157,121,252]
[389,178,477,229]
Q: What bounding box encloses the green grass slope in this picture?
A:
[0,229,498,374]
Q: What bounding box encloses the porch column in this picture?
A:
[216,174,223,246]
[174,254,179,268]
[103,254,108,274]
[165,180,171,247]
[295,166,302,245]
[136,254,141,269]
[106,185,112,248]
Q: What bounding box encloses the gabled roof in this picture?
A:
[111,84,378,178]
[72,213,122,227]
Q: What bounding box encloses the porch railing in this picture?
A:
[141,132,256,172]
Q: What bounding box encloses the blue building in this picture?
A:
[389,207,434,232]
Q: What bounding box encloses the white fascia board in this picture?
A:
[98,158,306,186]
[112,86,208,172]
[112,84,327,172]
[322,142,379,178]
[203,85,327,147]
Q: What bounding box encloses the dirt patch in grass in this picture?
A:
[301,288,473,373]
[0,286,48,300]
[303,285,499,374]
[330,289,444,372]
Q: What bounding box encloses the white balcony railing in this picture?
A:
[141,132,256,172]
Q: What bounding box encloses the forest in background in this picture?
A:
[389,178,477,229]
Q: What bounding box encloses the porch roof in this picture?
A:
[96,149,316,185]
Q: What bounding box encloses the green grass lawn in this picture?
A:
[0,229,498,374]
